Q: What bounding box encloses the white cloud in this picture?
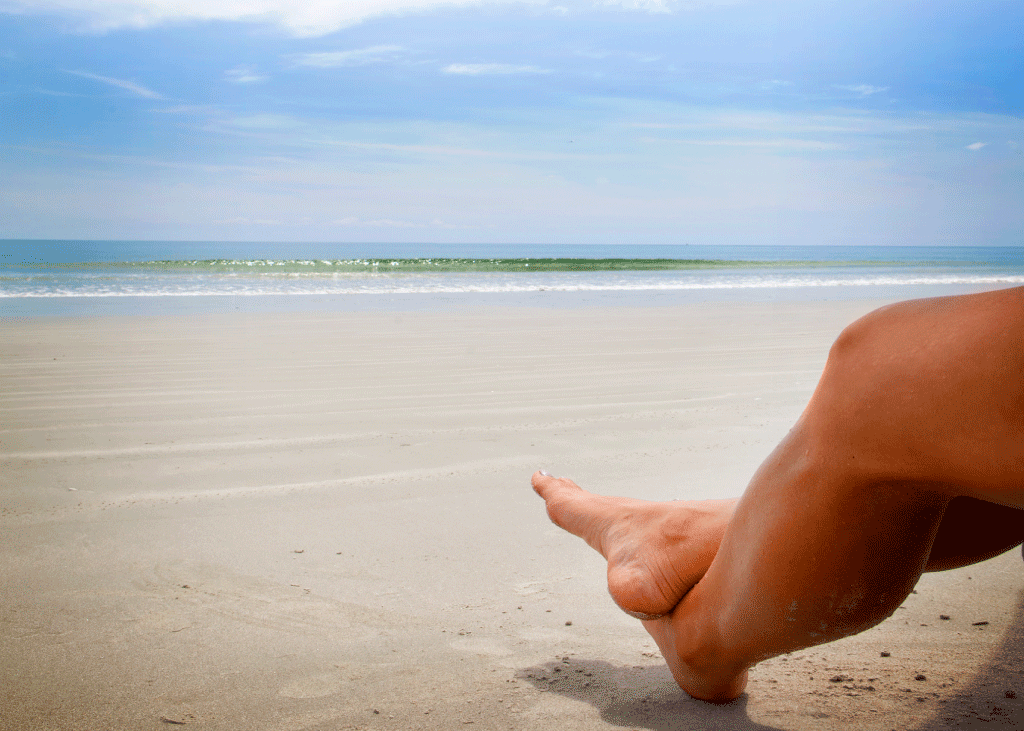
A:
[64,69,163,98]
[966,141,987,150]
[0,0,744,36]
[835,84,889,97]
[443,63,550,75]
[224,65,267,84]
[0,0,517,36]
[289,45,405,67]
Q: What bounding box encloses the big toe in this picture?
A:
[531,470,581,499]
[531,471,604,540]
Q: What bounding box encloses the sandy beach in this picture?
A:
[3,297,1023,730]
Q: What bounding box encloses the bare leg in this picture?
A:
[533,287,1024,702]
[532,481,1024,617]
[536,444,952,702]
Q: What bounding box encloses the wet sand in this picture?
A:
[2,299,1023,730]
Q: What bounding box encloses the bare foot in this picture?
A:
[531,471,735,619]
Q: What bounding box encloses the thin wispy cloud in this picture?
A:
[3,0,1022,245]
[310,134,607,163]
[0,0,745,36]
[443,63,550,75]
[661,138,846,151]
[629,110,883,136]
[835,84,889,97]
[65,69,163,99]
[1,0,504,36]
[224,66,266,84]
[289,46,405,68]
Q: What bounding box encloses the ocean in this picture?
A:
[1,241,1021,316]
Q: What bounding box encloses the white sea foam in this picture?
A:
[2,271,1023,297]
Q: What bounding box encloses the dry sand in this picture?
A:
[2,298,1023,730]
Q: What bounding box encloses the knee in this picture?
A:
[800,303,925,464]
[824,303,901,375]
[811,308,891,416]
[802,299,977,478]
[816,297,939,405]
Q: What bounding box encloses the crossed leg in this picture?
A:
[533,286,1024,702]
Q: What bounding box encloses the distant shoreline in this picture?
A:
[3,242,1019,317]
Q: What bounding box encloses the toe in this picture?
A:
[531,470,581,499]
[531,471,606,545]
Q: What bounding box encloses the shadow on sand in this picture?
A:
[520,585,1024,730]
[915,585,1024,730]
[517,656,780,731]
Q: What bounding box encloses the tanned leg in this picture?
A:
[534,287,1024,702]
[531,483,1024,618]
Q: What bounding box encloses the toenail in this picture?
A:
[539,469,552,477]
[623,609,667,621]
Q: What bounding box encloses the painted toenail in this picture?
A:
[539,469,552,477]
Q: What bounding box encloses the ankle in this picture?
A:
[662,592,750,702]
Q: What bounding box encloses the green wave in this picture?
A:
[22,257,905,274]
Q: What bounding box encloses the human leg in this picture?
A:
[642,426,950,701]
[533,287,1024,701]
[531,478,1024,617]
[536,429,952,702]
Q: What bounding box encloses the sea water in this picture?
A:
[1,241,1021,316]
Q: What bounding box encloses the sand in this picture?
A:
[2,298,1023,730]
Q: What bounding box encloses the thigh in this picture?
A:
[805,286,1024,503]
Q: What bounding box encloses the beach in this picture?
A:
[3,295,1024,730]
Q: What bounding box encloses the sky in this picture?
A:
[1,0,1022,246]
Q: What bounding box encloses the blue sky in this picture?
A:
[1,0,1021,245]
